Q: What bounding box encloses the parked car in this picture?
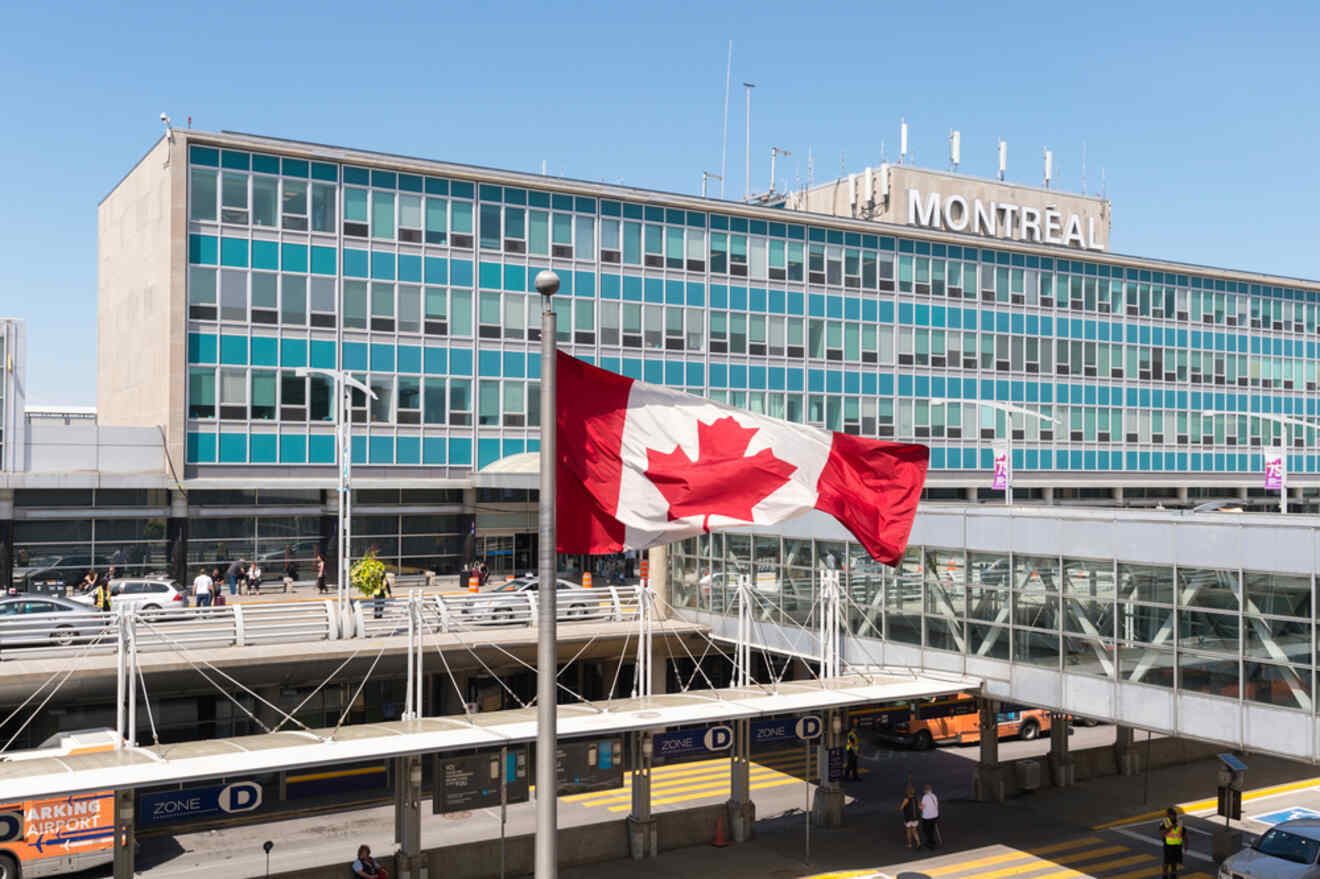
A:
[0,594,110,647]
[457,576,598,625]
[1220,819,1320,879]
[12,552,113,594]
[71,577,190,614]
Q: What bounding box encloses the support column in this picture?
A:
[628,732,658,859]
[113,788,134,879]
[0,488,14,592]
[319,511,339,587]
[648,544,669,620]
[1047,712,1074,788]
[726,718,755,842]
[1113,724,1139,776]
[394,754,425,878]
[255,685,283,731]
[972,699,1010,802]
[811,710,845,827]
[651,640,668,696]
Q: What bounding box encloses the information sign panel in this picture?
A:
[433,748,529,814]
[554,738,624,796]
[652,724,734,765]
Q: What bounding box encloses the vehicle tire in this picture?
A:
[0,852,18,879]
[1019,719,1041,741]
[913,730,934,751]
[51,626,75,647]
[142,604,161,612]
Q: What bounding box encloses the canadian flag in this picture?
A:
[556,353,929,565]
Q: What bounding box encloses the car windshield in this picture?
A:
[1255,829,1320,865]
[491,579,534,593]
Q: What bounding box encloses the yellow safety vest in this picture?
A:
[94,586,112,611]
[1162,818,1182,846]
[846,731,858,753]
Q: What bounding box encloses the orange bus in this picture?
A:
[0,729,119,879]
[851,693,1055,750]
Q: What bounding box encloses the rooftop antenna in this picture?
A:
[880,139,887,163]
[720,41,732,199]
[701,171,722,198]
[997,139,1007,181]
[1082,141,1088,195]
[742,81,756,201]
[899,118,908,165]
[769,147,791,194]
[541,159,547,176]
[807,146,814,191]
[1043,147,1053,189]
[160,112,174,168]
[1101,167,1107,199]
[949,129,960,172]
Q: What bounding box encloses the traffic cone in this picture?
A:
[582,571,593,589]
[712,813,729,847]
[468,576,479,593]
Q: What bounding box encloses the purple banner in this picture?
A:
[1264,452,1285,491]
[992,450,1010,491]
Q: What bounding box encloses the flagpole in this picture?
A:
[534,269,560,879]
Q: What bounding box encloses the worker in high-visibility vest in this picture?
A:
[1160,807,1184,878]
[844,725,860,781]
[92,578,113,613]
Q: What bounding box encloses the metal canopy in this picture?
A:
[0,671,974,801]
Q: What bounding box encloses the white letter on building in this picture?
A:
[999,203,1019,239]
[1021,207,1041,242]
[944,195,969,232]
[908,189,941,228]
[1087,216,1104,251]
[1065,214,1085,248]
[973,200,997,237]
[1044,209,1063,245]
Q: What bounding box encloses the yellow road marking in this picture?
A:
[576,764,817,807]
[563,751,844,805]
[1094,774,1320,829]
[925,837,1104,876]
[1102,863,1204,879]
[1028,853,1153,879]
[952,845,1128,879]
[286,765,386,783]
[605,774,806,812]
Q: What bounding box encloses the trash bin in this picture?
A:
[1016,759,1042,791]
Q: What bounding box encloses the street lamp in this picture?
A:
[929,398,1061,506]
[296,367,376,619]
[1201,409,1313,514]
[533,269,560,879]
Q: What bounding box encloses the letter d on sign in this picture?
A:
[218,781,263,814]
[705,724,734,751]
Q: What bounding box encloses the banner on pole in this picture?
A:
[1264,450,1285,491]
[992,448,1010,491]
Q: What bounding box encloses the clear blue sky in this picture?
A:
[4,0,1318,405]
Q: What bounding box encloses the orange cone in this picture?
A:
[582,571,593,589]
[468,576,479,593]
[712,813,729,848]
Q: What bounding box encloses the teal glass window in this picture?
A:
[190,169,217,221]
[479,203,501,250]
[478,380,500,425]
[189,267,216,305]
[424,377,446,424]
[449,379,472,425]
[623,221,641,264]
[574,216,594,259]
[252,176,277,227]
[788,242,804,282]
[281,275,306,325]
[311,183,335,233]
[188,368,215,418]
[397,376,420,414]
[710,233,728,273]
[528,210,549,255]
[552,213,572,249]
[220,270,247,321]
[345,188,368,223]
[425,198,447,244]
[450,290,473,336]
[372,191,395,239]
[251,371,277,420]
[343,280,367,329]
[451,200,473,235]
[398,195,421,242]
[372,282,395,323]
[221,173,248,223]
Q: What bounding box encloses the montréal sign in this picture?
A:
[908,188,1105,252]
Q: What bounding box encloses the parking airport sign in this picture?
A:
[653,724,733,764]
[1250,807,1320,826]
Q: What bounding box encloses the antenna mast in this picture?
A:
[720,41,732,199]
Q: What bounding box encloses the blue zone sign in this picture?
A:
[751,715,823,747]
[137,781,264,826]
[653,724,734,764]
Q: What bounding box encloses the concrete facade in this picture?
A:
[0,318,25,473]
[97,135,187,474]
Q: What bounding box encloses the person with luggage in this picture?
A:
[193,568,214,608]
[900,784,921,849]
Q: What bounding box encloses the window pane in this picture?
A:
[343,280,367,328]
[398,285,421,333]
[450,290,472,335]
[190,169,217,221]
[479,380,500,425]
[372,283,394,317]
[189,267,216,304]
[372,191,395,239]
[252,177,277,227]
[311,183,336,233]
[220,270,247,321]
[344,187,368,222]
[282,180,307,217]
[451,201,472,235]
[529,210,549,254]
[480,203,501,249]
[251,371,276,419]
[425,198,447,244]
[423,378,446,423]
[369,376,392,422]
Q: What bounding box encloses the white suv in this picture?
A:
[73,577,190,613]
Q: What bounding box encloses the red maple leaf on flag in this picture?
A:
[643,416,798,532]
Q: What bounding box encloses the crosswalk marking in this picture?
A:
[926,838,1105,876]
[951,845,1129,879]
[605,774,806,812]
[1027,853,1154,879]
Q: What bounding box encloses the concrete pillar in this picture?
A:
[726,718,755,842]
[1048,712,1074,787]
[1042,486,1055,505]
[972,699,1010,802]
[811,709,845,827]
[1175,486,1189,502]
[113,788,134,879]
[393,754,426,878]
[628,732,658,858]
[651,641,668,696]
[648,544,669,620]
[1113,724,1140,776]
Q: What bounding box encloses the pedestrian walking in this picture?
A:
[315,554,327,594]
[1160,807,1184,878]
[225,559,244,596]
[372,573,391,619]
[844,725,860,781]
[920,783,941,849]
[193,568,214,608]
[900,784,921,849]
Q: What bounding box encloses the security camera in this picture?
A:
[160,113,171,127]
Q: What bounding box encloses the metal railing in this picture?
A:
[0,588,643,659]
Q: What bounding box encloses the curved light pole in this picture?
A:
[296,367,376,619]
[1202,409,1314,514]
[930,398,1061,506]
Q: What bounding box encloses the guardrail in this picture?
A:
[0,588,644,659]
